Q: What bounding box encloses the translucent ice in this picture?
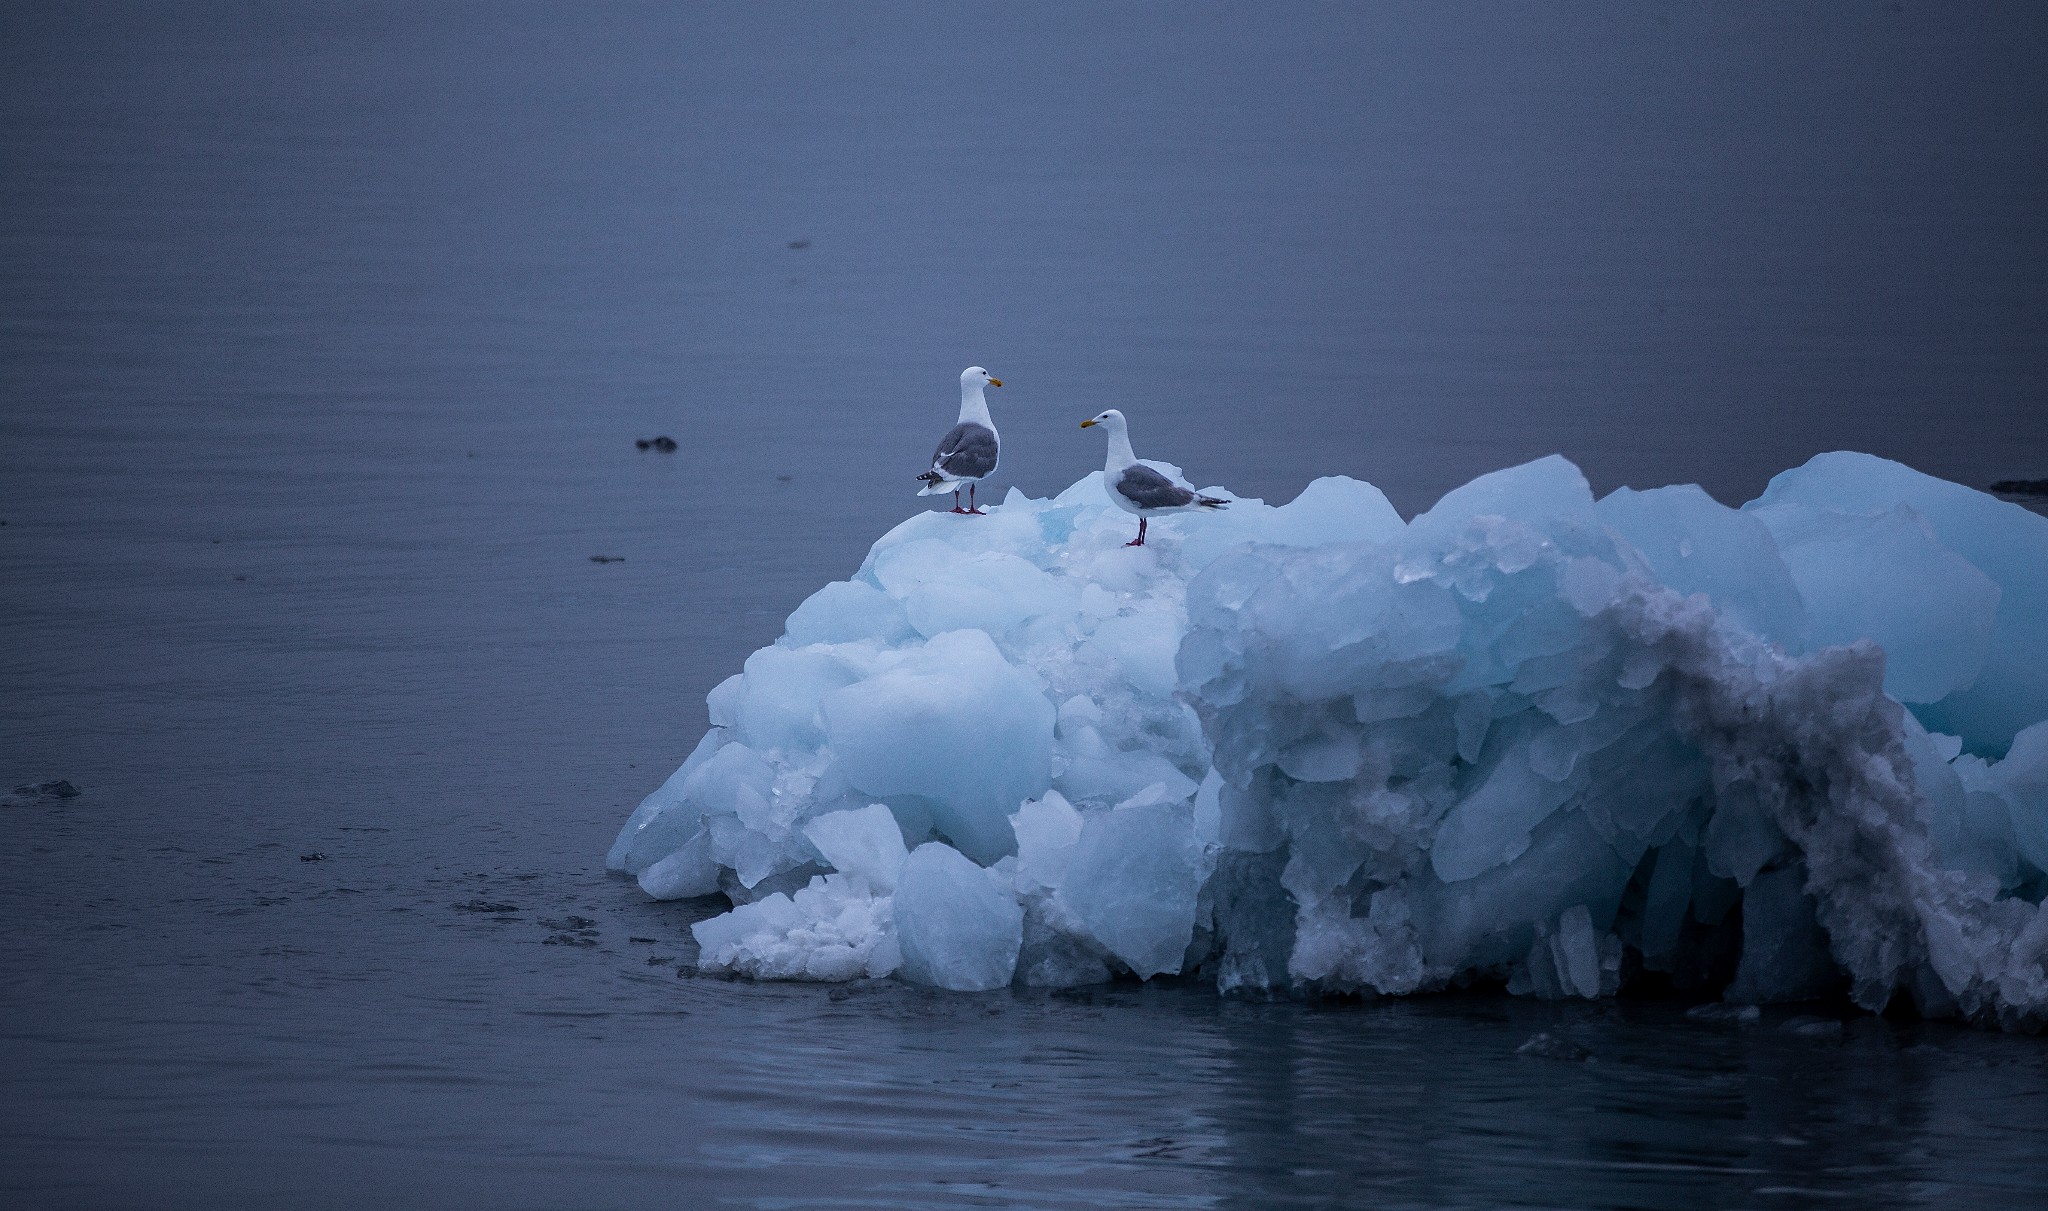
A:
[1749,451,2048,754]
[1596,484,1807,647]
[1010,791,1083,896]
[802,804,909,894]
[1187,455,2048,1027]
[820,628,1055,865]
[894,842,1022,991]
[618,453,2048,1029]
[1060,791,1203,978]
[1748,498,1998,705]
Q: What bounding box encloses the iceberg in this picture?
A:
[614,453,2048,1029]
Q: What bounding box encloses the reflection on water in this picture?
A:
[8,795,2043,1209]
[3,2,2046,1206]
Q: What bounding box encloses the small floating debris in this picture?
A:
[635,436,679,452]
[589,555,625,564]
[1685,1002,1762,1024]
[1779,1015,1845,1039]
[1515,1031,1591,1061]
[299,853,326,862]
[5,780,80,806]
[629,936,658,944]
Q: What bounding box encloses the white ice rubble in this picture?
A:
[609,453,2048,1028]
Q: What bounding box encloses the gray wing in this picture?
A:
[930,422,998,478]
[1115,464,1196,510]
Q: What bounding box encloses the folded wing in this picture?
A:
[930,422,999,480]
[1115,464,1197,510]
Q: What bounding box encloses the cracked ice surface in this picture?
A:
[609,454,2048,1028]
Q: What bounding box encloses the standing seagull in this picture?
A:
[1080,408,1228,546]
[916,366,1004,514]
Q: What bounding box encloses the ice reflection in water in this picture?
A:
[667,955,2047,1209]
[5,779,2047,1207]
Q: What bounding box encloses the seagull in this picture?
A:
[916,366,1003,514]
[1080,408,1228,546]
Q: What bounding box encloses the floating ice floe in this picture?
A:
[609,453,2048,1029]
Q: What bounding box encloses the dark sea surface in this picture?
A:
[3,3,2046,1207]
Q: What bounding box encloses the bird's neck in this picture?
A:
[1103,423,1137,472]
[957,385,993,427]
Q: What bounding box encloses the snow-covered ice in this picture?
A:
[611,453,2048,1029]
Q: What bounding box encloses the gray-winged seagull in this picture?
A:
[1080,408,1228,546]
[916,366,1003,514]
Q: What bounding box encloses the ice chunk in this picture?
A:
[1751,451,2048,753]
[1262,476,1405,548]
[705,672,744,728]
[638,829,718,900]
[803,804,910,893]
[1959,719,2048,877]
[1703,781,1789,888]
[1060,796,1203,978]
[1596,484,1806,646]
[1193,767,1223,849]
[1057,735,1200,808]
[1187,454,2047,1026]
[607,729,722,873]
[1407,454,1597,547]
[1225,555,1464,704]
[1417,813,1632,971]
[1431,746,1574,883]
[820,629,1055,864]
[1749,499,1997,704]
[783,580,914,647]
[1010,791,1084,895]
[619,739,776,887]
[732,644,866,753]
[894,843,1023,991]
[618,455,2048,1027]
[1086,612,1182,699]
[1545,905,1609,999]
[870,540,1075,640]
[2002,723,2048,870]
[691,873,899,982]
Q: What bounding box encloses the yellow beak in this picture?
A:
[1079,419,1096,428]
[987,377,1003,387]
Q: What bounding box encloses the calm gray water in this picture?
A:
[4,3,2046,1207]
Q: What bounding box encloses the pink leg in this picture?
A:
[1125,517,1148,546]
[966,483,986,515]
[950,488,967,514]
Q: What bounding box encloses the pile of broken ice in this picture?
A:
[608,452,2048,1028]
